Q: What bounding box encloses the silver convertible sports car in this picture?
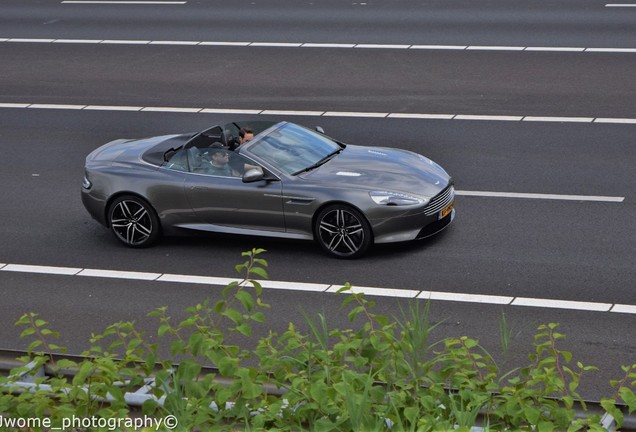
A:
[82,121,455,258]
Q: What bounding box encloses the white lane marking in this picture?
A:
[327,285,420,298]
[158,273,235,285]
[302,43,356,48]
[525,47,585,52]
[523,116,594,123]
[2,263,633,314]
[261,280,329,292]
[78,269,161,280]
[1,102,635,128]
[612,304,636,314]
[28,103,86,110]
[1,38,635,53]
[62,1,186,4]
[454,114,523,121]
[84,105,143,111]
[388,113,455,119]
[455,190,624,203]
[250,42,302,48]
[101,39,151,44]
[418,291,513,304]
[3,264,82,275]
[512,297,612,312]
[141,106,202,113]
[467,45,525,51]
[595,117,636,124]
[323,111,389,118]
[606,3,636,6]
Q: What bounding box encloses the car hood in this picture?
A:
[300,145,452,199]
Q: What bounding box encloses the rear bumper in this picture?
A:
[81,188,108,227]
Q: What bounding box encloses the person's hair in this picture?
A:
[239,127,253,139]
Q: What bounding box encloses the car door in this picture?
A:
[184,151,285,232]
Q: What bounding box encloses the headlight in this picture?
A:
[369,191,425,206]
[82,176,92,190]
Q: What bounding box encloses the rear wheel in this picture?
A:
[314,204,372,258]
[108,195,160,247]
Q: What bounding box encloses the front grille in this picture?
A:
[424,185,455,216]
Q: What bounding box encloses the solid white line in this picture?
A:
[198,41,250,47]
[62,1,186,4]
[355,44,411,49]
[454,114,523,121]
[410,45,467,50]
[1,263,635,314]
[586,47,636,53]
[302,43,356,48]
[328,285,420,298]
[3,264,82,275]
[84,105,143,111]
[141,106,202,113]
[418,291,513,304]
[612,304,636,314]
[28,104,86,110]
[523,116,595,123]
[261,280,329,292]
[455,190,624,203]
[467,45,525,51]
[149,40,199,45]
[323,111,388,117]
[512,297,612,312]
[594,117,636,124]
[2,102,636,127]
[524,47,585,52]
[78,269,161,280]
[250,42,303,48]
[1,38,635,54]
[157,274,235,285]
[261,110,325,116]
[54,39,103,44]
[101,39,150,44]
[605,3,636,6]
[200,108,262,114]
[388,113,455,119]
[0,103,30,108]
[8,38,55,43]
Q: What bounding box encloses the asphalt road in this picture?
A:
[0,0,634,401]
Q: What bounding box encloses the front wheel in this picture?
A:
[107,195,160,248]
[314,204,372,259]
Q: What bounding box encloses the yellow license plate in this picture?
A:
[438,203,454,220]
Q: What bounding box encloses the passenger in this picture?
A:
[238,127,254,144]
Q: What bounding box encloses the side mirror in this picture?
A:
[315,126,325,134]
[242,168,264,183]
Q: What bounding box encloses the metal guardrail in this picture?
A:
[1,348,634,431]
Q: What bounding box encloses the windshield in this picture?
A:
[247,123,343,175]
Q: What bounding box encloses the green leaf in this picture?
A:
[235,289,255,312]
[249,266,269,279]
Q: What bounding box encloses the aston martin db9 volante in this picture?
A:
[82,121,455,258]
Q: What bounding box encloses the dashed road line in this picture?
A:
[455,190,624,203]
[1,37,635,53]
[61,1,187,4]
[1,102,636,127]
[1,263,634,315]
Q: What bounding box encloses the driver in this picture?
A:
[206,146,239,177]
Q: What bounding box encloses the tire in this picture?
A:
[314,204,372,259]
[107,195,161,248]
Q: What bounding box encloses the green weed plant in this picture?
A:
[1,249,634,431]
